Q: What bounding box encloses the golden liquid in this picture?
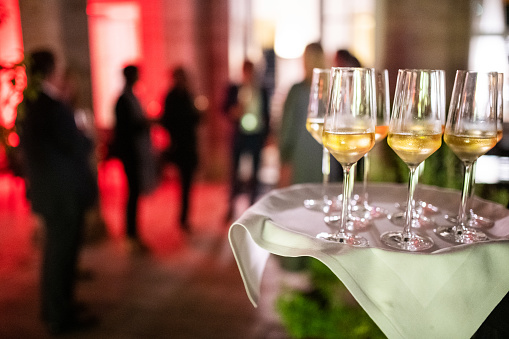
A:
[388,133,442,166]
[444,134,497,163]
[306,118,324,145]
[323,130,375,165]
[497,130,503,143]
[375,125,389,143]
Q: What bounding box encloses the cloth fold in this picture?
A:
[229,183,509,339]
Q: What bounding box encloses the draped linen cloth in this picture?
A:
[229,183,509,339]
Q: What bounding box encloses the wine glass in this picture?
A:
[304,68,331,211]
[316,67,376,246]
[436,70,498,243]
[381,69,443,251]
[351,69,390,219]
[389,69,446,227]
[444,72,503,228]
[416,69,446,215]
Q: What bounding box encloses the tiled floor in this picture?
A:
[0,161,290,338]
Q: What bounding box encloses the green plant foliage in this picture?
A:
[366,141,405,183]
[478,183,509,206]
[419,144,463,190]
[276,258,386,339]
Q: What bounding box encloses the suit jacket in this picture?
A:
[161,86,200,168]
[113,88,157,194]
[223,83,270,141]
[19,89,97,217]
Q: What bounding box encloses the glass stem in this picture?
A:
[361,153,369,206]
[339,164,352,235]
[350,163,356,197]
[321,146,330,206]
[403,166,418,241]
[466,160,477,216]
[458,162,474,231]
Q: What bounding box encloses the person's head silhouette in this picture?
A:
[123,65,139,88]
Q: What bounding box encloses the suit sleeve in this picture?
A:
[279,85,298,163]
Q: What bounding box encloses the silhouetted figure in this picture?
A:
[279,42,341,186]
[334,49,362,67]
[161,67,200,232]
[223,60,270,221]
[333,49,367,179]
[17,49,98,335]
[112,65,155,252]
[61,66,107,246]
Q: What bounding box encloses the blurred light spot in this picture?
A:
[194,95,209,111]
[7,131,19,147]
[146,100,161,118]
[241,113,258,132]
[150,124,170,151]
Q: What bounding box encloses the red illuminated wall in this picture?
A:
[0,0,24,130]
[87,0,168,128]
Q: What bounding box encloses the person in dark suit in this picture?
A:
[223,60,270,221]
[17,49,98,335]
[161,66,200,233]
[112,65,154,251]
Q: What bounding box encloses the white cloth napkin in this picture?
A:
[229,183,509,339]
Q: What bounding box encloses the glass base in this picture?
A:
[324,205,371,231]
[380,231,434,251]
[316,232,369,247]
[435,225,489,244]
[304,198,330,212]
[396,200,440,215]
[444,210,494,229]
[346,214,371,231]
[387,211,435,228]
[351,202,388,219]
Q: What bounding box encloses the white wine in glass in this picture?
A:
[317,67,376,246]
[436,70,498,243]
[352,69,390,220]
[306,117,324,143]
[445,72,503,228]
[304,68,331,211]
[389,70,446,227]
[381,69,443,251]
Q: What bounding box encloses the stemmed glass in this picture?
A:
[381,69,443,251]
[304,68,331,211]
[418,69,447,215]
[436,70,498,243]
[389,70,446,227]
[316,67,376,246]
[444,72,503,228]
[352,69,390,219]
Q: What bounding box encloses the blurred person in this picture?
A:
[223,60,270,221]
[17,49,98,335]
[111,65,156,252]
[161,66,200,233]
[334,48,362,67]
[61,66,106,247]
[60,67,106,282]
[333,49,363,180]
[279,42,341,187]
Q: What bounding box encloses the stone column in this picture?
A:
[19,0,92,111]
[194,0,230,181]
[377,0,471,101]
